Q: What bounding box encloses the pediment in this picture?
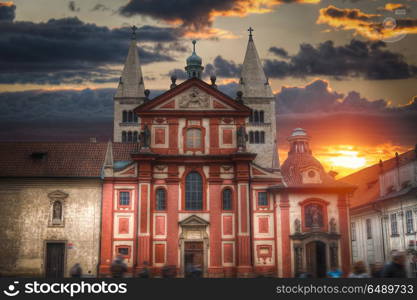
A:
[179,215,209,227]
[152,86,233,111]
[134,78,250,115]
[48,190,69,200]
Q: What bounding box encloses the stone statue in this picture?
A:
[294,219,301,233]
[141,125,151,149]
[53,201,62,220]
[236,126,248,150]
[330,217,337,233]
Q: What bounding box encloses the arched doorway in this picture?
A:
[306,241,327,278]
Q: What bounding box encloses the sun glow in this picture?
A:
[279,143,411,179]
[327,149,366,169]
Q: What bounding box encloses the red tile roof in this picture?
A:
[339,149,416,209]
[0,142,139,178]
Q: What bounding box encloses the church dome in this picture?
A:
[185,40,204,79]
[281,128,334,185]
[186,40,202,66]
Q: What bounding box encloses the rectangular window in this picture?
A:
[366,219,372,239]
[258,192,268,207]
[351,222,356,241]
[186,128,202,149]
[119,191,130,207]
[406,210,414,234]
[391,213,398,235]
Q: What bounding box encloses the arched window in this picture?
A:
[52,201,62,221]
[260,131,265,144]
[122,111,127,123]
[249,110,253,123]
[127,131,133,142]
[185,172,203,210]
[259,111,264,123]
[186,128,202,149]
[155,188,166,211]
[249,131,254,144]
[254,131,260,144]
[128,111,133,123]
[133,114,138,123]
[254,110,259,123]
[122,131,127,143]
[222,188,232,210]
[133,131,138,143]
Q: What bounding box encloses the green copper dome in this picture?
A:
[185,40,204,79]
[186,40,202,66]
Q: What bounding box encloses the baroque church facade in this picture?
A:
[0,29,355,278]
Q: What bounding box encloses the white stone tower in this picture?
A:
[113,26,146,143]
[239,27,279,170]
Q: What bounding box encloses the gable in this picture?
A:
[134,78,250,116]
[153,86,234,111]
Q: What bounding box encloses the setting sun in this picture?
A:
[328,150,366,169]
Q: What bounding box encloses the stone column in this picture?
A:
[207,165,223,277]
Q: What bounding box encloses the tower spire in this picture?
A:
[115,27,145,98]
[239,27,273,98]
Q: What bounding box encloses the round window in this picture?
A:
[308,170,315,178]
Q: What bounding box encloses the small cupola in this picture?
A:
[287,128,312,155]
[185,40,204,79]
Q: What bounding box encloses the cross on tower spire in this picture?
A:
[248,27,254,40]
[131,25,137,40]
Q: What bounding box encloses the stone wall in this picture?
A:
[0,178,101,277]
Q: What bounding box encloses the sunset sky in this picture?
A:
[0,0,416,177]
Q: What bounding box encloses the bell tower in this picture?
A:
[113,26,146,142]
[238,27,279,170]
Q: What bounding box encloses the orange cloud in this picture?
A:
[379,3,407,12]
[0,1,14,7]
[317,5,417,40]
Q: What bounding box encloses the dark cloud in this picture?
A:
[205,56,240,77]
[0,2,15,22]
[277,79,344,114]
[276,78,417,115]
[264,39,417,80]
[119,0,244,31]
[269,46,289,59]
[68,1,80,12]
[0,13,184,84]
[119,0,318,34]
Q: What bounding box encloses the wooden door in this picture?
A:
[45,242,65,278]
[305,242,316,276]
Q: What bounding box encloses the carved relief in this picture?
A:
[305,204,323,228]
[179,87,209,108]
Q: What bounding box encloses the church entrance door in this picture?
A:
[45,242,65,278]
[306,241,327,278]
[184,241,204,278]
